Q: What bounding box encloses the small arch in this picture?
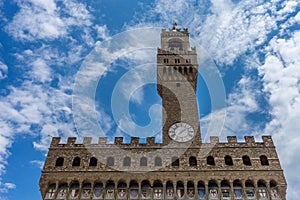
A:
[173,67,177,74]
[178,67,182,74]
[155,156,162,166]
[171,156,179,167]
[72,157,80,167]
[221,180,231,199]
[69,182,80,199]
[57,183,68,199]
[123,156,131,166]
[89,157,97,167]
[197,181,205,199]
[129,180,139,199]
[224,155,233,166]
[189,67,193,73]
[93,182,103,198]
[189,156,197,166]
[55,157,64,167]
[233,180,243,198]
[107,157,114,166]
[257,180,268,199]
[270,180,280,199]
[117,181,127,198]
[141,180,151,198]
[140,157,147,166]
[208,180,218,199]
[176,181,184,198]
[166,181,174,198]
[207,156,215,166]
[260,155,269,166]
[242,155,252,166]
[184,67,187,75]
[45,183,56,199]
[187,181,195,198]
[105,180,115,199]
[245,180,255,198]
[153,180,163,199]
[81,182,92,198]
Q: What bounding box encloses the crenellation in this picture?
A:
[50,137,61,147]
[244,136,255,145]
[130,137,139,145]
[98,137,107,144]
[67,137,76,146]
[227,136,237,143]
[83,137,92,145]
[114,137,123,145]
[210,136,219,144]
[146,137,155,145]
[262,135,274,147]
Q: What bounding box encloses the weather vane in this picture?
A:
[172,22,178,29]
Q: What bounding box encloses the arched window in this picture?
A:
[89,157,97,167]
[140,157,147,166]
[129,181,139,199]
[184,67,187,75]
[141,180,151,198]
[81,183,92,199]
[242,155,252,166]
[208,180,218,198]
[69,182,80,198]
[105,180,115,199]
[178,67,182,74]
[117,181,127,198]
[233,180,243,199]
[166,181,174,198]
[45,183,56,199]
[207,156,215,166]
[155,157,162,166]
[270,180,280,199]
[123,157,131,166]
[171,156,179,166]
[189,156,197,166]
[260,155,269,166]
[189,67,193,73]
[57,183,68,199]
[224,155,233,166]
[257,180,268,199]
[93,182,103,199]
[245,180,255,198]
[72,157,80,167]
[55,157,64,167]
[107,157,114,166]
[176,181,185,198]
[153,180,163,199]
[187,181,195,198]
[197,181,205,199]
[221,180,231,198]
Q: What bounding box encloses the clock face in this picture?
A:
[168,122,194,142]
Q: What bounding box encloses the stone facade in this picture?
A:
[39,26,287,200]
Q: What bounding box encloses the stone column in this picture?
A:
[229,181,234,200]
[205,182,209,200]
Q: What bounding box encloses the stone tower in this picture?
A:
[157,25,201,145]
[39,26,287,200]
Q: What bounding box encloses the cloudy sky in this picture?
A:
[0,0,299,199]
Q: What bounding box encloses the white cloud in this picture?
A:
[5,0,92,41]
[258,30,300,200]
[0,182,16,193]
[0,62,8,80]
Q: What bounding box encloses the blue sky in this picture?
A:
[0,0,300,199]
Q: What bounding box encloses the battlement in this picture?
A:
[50,135,274,148]
[161,28,189,36]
